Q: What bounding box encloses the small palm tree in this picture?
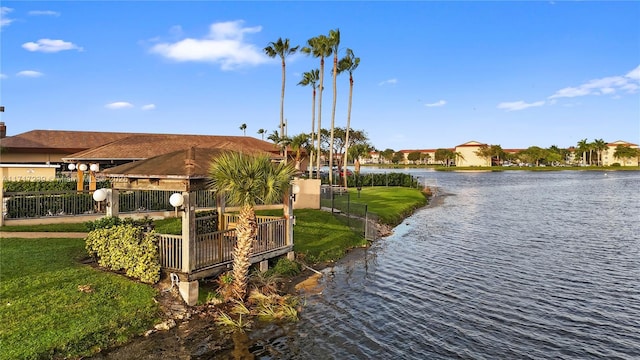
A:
[593,138,607,166]
[290,133,310,171]
[257,128,266,140]
[264,38,299,139]
[240,123,247,136]
[208,152,296,302]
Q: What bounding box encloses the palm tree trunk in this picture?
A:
[329,55,338,186]
[343,74,354,188]
[309,88,316,179]
[232,204,257,301]
[316,58,325,177]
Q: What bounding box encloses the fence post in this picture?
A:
[181,192,195,273]
[107,188,119,218]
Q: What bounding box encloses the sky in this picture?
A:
[1,1,639,151]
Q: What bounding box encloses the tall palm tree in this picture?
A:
[327,29,341,186]
[208,152,296,302]
[338,48,359,187]
[239,123,247,136]
[302,35,332,178]
[298,69,320,178]
[264,38,299,140]
[257,128,266,140]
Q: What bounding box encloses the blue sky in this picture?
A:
[1,1,639,151]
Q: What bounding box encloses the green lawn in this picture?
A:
[0,237,160,359]
[0,222,88,232]
[339,186,428,226]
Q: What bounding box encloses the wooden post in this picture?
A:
[181,192,196,273]
[283,188,293,246]
[77,170,84,191]
[89,171,97,191]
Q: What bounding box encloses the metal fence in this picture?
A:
[3,189,218,220]
[320,189,378,241]
[3,190,103,219]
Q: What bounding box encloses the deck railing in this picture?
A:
[156,216,288,273]
[2,190,102,219]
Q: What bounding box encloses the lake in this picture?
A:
[97,170,640,359]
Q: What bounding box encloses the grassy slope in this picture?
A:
[0,238,159,359]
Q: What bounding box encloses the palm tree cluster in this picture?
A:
[576,138,608,166]
[261,30,364,186]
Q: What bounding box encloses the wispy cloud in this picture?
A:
[105,102,134,109]
[28,10,60,17]
[378,78,397,86]
[17,70,43,78]
[141,104,156,111]
[425,100,446,107]
[149,20,266,71]
[22,39,83,53]
[497,100,545,111]
[548,65,640,99]
[0,73,7,79]
[1,7,14,28]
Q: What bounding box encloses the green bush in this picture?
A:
[266,258,301,277]
[3,179,110,192]
[611,163,621,167]
[85,216,154,231]
[85,224,161,284]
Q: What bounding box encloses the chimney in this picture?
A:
[0,122,6,139]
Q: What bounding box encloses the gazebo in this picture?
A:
[99,147,296,305]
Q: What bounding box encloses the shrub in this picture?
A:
[266,258,301,277]
[85,216,154,231]
[85,224,161,284]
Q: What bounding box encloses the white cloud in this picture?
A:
[17,70,43,77]
[549,65,640,99]
[497,100,545,111]
[626,65,640,81]
[22,38,83,53]
[0,73,7,79]
[28,10,60,16]
[1,7,14,28]
[425,100,446,107]
[150,20,266,70]
[378,78,397,86]
[141,104,156,111]
[105,102,134,109]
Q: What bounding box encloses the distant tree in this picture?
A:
[267,130,291,160]
[392,151,404,164]
[290,133,310,171]
[264,38,299,139]
[257,128,266,140]
[592,139,608,166]
[239,123,247,136]
[475,145,493,165]
[613,144,640,165]
[349,143,373,174]
[420,152,431,164]
[435,148,455,166]
[518,146,547,166]
[380,148,395,163]
[407,151,421,164]
[576,139,590,165]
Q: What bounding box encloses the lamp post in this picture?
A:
[68,162,100,191]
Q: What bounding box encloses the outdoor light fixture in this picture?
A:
[89,163,100,172]
[92,188,110,208]
[290,183,300,201]
[78,163,88,172]
[170,192,184,208]
[68,163,76,171]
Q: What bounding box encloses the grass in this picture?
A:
[0,222,88,232]
[0,237,160,359]
[339,186,428,226]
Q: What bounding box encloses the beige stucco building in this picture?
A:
[454,141,491,167]
[601,140,639,166]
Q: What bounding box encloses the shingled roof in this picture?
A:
[63,133,280,162]
[0,129,136,153]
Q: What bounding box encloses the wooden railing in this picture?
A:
[157,234,182,271]
[156,216,288,273]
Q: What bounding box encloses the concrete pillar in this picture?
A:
[181,192,196,273]
[106,188,119,218]
[287,251,295,261]
[178,279,199,306]
[259,260,269,272]
[283,188,294,246]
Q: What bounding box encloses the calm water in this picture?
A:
[260,170,640,359]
